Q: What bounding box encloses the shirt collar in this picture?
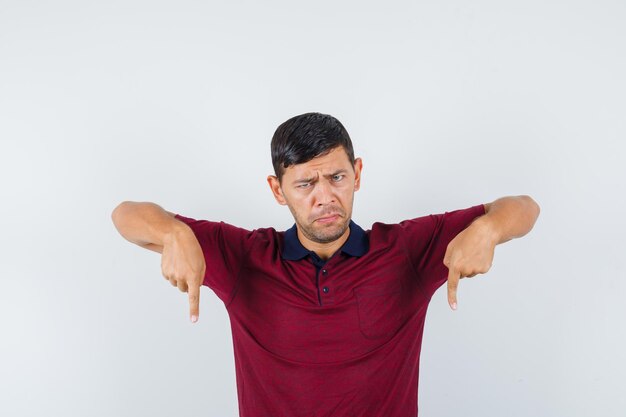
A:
[281,219,369,261]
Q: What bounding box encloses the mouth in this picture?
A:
[316,214,340,223]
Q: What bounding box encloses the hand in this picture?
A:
[443,219,496,310]
[160,226,206,323]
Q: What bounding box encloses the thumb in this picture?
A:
[188,282,200,323]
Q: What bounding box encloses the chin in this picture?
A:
[318,221,348,236]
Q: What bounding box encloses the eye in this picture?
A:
[298,183,311,189]
[333,174,345,181]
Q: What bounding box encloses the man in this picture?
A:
[111,112,540,417]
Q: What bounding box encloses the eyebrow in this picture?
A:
[292,169,349,185]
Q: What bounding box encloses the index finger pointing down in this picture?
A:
[447,267,461,310]
[188,283,200,323]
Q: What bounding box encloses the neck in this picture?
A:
[297,225,351,261]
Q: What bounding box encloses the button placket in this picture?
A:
[321,269,331,296]
[312,256,334,305]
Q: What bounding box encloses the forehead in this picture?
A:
[284,147,351,177]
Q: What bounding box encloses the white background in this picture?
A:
[1,0,624,416]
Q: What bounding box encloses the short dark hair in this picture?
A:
[271,112,355,184]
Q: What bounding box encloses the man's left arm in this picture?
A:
[445,195,541,310]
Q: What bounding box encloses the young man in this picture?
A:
[111,112,540,417]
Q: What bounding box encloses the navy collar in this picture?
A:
[281,219,369,261]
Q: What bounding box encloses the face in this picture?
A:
[267,146,363,244]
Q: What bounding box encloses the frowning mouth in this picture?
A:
[316,214,340,223]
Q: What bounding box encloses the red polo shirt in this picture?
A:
[174,203,486,417]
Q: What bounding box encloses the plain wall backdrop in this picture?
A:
[1,0,624,416]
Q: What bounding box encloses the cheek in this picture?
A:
[291,199,312,217]
[339,188,353,200]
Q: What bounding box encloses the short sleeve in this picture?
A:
[398,204,486,299]
[174,213,257,305]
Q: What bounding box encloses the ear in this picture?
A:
[353,158,363,191]
[267,175,287,205]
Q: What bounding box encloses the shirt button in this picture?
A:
[322,269,327,275]
[322,286,329,293]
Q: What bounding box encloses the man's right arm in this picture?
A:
[111,201,206,323]
[110,201,188,253]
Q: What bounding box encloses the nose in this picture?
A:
[314,179,336,207]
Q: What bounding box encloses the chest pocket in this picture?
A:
[354,279,408,340]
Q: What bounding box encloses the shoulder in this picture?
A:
[174,213,274,245]
[371,213,434,236]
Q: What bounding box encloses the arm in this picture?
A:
[477,195,541,245]
[111,201,187,253]
[444,195,540,310]
[111,201,205,323]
